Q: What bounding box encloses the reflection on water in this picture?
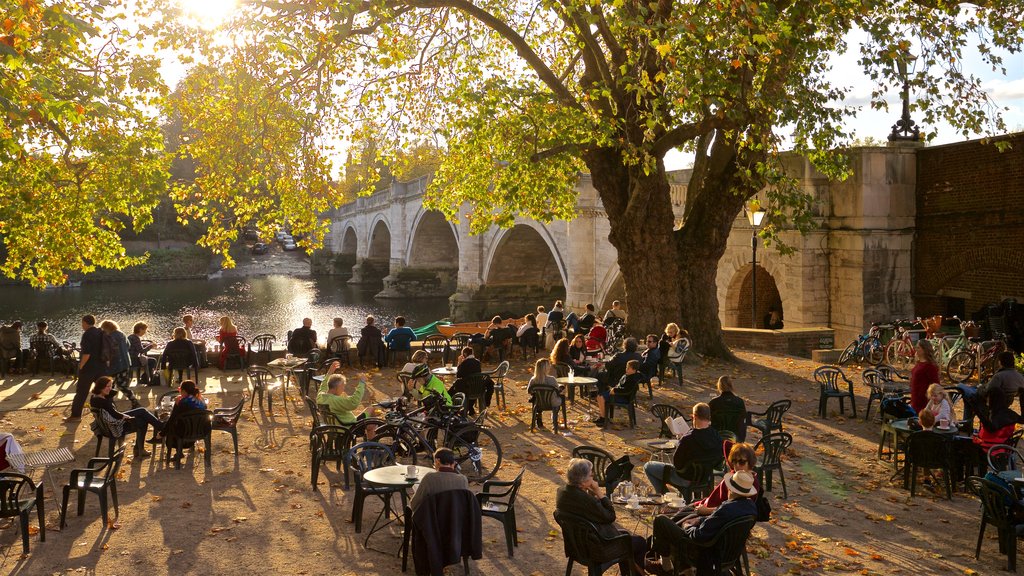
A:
[0,276,451,345]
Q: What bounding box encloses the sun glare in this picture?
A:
[177,0,237,27]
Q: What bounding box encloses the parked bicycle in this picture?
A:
[946,332,1009,384]
[372,393,502,482]
[884,319,922,372]
[838,323,885,365]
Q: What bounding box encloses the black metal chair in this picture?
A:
[60,447,124,528]
[488,360,510,410]
[670,456,722,502]
[711,405,747,442]
[969,475,1024,571]
[326,335,353,367]
[552,509,635,576]
[339,418,385,489]
[163,348,197,385]
[667,515,756,576]
[387,333,415,368]
[665,338,690,387]
[90,408,126,457]
[212,397,245,454]
[904,430,953,499]
[248,333,275,365]
[488,327,515,363]
[222,335,247,370]
[246,366,282,413]
[549,319,567,344]
[571,445,616,495]
[30,341,61,375]
[814,366,856,418]
[530,388,567,433]
[459,372,491,417]
[518,327,541,359]
[163,411,213,469]
[347,441,400,534]
[746,399,791,438]
[420,335,448,364]
[754,432,792,499]
[476,467,526,557]
[651,404,688,438]
[0,472,45,554]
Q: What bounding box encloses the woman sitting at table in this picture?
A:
[973,388,1022,451]
[527,358,564,429]
[216,316,239,370]
[161,327,199,382]
[556,458,648,573]
[90,376,163,458]
[555,337,590,376]
[159,380,210,460]
[400,350,429,375]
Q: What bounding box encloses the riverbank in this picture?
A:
[0,350,1001,575]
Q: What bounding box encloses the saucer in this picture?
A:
[625,503,642,510]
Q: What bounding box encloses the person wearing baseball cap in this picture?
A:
[646,470,758,575]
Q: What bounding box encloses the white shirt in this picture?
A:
[536,312,549,327]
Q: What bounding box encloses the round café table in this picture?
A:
[360,464,436,550]
[885,418,964,482]
[556,376,598,405]
[430,366,458,383]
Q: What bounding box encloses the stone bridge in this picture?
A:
[320,145,918,344]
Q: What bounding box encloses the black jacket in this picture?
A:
[410,489,482,576]
[555,484,620,540]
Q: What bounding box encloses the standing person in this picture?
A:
[100,320,138,409]
[127,322,157,384]
[555,459,649,572]
[70,315,105,421]
[216,316,239,369]
[709,376,746,440]
[358,315,385,368]
[288,318,318,356]
[89,376,163,457]
[409,448,469,513]
[910,340,940,414]
[643,403,723,495]
[603,300,628,323]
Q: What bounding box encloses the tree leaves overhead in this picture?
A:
[0,0,167,287]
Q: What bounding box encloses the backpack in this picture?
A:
[881,397,916,420]
[100,331,116,367]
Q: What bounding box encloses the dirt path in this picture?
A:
[0,351,998,575]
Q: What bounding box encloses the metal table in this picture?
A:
[8,447,75,525]
[555,376,598,405]
[360,464,435,550]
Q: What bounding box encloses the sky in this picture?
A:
[162,1,1024,173]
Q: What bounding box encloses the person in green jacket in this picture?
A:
[411,364,453,407]
[317,362,377,430]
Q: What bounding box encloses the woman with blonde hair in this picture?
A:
[528,358,564,429]
[216,316,239,369]
[925,383,955,427]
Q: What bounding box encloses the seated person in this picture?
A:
[288,318,318,356]
[160,327,199,380]
[973,387,1023,451]
[528,358,565,429]
[648,470,758,575]
[216,316,239,369]
[665,443,760,517]
[516,314,540,350]
[410,364,453,407]
[0,321,25,372]
[603,300,628,324]
[326,317,350,349]
[567,336,594,374]
[593,359,644,426]
[709,376,746,440]
[763,307,784,330]
[556,458,648,573]
[317,361,377,430]
[161,380,210,460]
[127,322,157,384]
[643,403,723,494]
[400,350,429,375]
[640,334,661,381]
[357,315,385,367]
[546,301,565,332]
[598,337,642,390]
[90,376,163,458]
[924,383,956,427]
[408,447,469,513]
[385,316,416,356]
[565,303,597,336]
[585,321,607,352]
[449,348,493,412]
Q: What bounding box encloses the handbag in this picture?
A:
[756,494,772,521]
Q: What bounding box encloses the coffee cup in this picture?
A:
[406,465,417,479]
[446,363,452,369]
[939,418,949,429]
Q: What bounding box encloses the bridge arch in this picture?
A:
[367,216,392,262]
[341,225,358,256]
[723,261,785,329]
[483,222,568,290]
[597,266,627,313]
[406,210,459,268]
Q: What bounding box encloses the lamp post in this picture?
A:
[888,50,920,142]
[746,204,766,328]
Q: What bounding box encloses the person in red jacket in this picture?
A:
[909,340,940,414]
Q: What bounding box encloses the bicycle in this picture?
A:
[945,332,1008,384]
[884,319,922,372]
[838,323,885,366]
[373,394,503,482]
[925,317,976,382]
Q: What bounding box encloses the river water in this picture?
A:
[0,276,451,345]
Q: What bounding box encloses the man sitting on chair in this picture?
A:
[593,359,644,426]
[642,403,722,494]
[409,447,469,513]
[316,362,376,431]
[289,318,318,356]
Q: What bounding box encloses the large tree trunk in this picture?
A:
[584,149,681,339]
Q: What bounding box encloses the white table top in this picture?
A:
[555,376,598,385]
[363,464,436,488]
[267,357,306,368]
[431,367,458,376]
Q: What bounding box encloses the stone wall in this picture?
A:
[723,327,835,358]
[914,132,1024,318]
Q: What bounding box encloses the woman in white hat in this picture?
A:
[647,470,759,574]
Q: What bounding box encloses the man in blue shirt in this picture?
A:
[385,316,416,365]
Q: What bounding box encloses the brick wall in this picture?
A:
[914,133,1024,318]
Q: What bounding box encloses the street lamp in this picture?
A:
[888,49,920,142]
[745,203,766,329]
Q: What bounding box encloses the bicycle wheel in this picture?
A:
[448,426,502,483]
[886,340,914,371]
[865,337,884,365]
[979,355,997,382]
[370,424,419,466]
[945,350,975,384]
[838,341,857,365]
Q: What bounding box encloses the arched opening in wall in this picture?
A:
[483,224,566,317]
[341,227,358,256]
[725,264,783,328]
[367,221,391,263]
[408,212,458,269]
[600,274,627,313]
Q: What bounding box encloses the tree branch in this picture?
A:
[651,117,725,157]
